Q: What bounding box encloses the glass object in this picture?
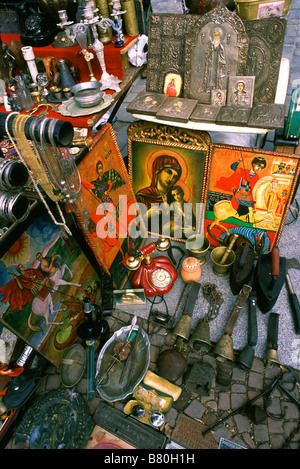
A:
[36,72,50,97]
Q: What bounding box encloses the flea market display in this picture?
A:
[0,0,299,451]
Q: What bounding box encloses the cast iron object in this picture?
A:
[244,405,267,424]
[230,243,256,295]
[256,246,286,314]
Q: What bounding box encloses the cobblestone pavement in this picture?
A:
[5,310,300,450]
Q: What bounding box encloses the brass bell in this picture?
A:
[172,314,191,341]
[214,333,234,361]
[265,347,280,366]
[237,344,255,370]
[188,319,211,352]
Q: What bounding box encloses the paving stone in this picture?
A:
[184,399,206,419]
[150,344,160,363]
[202,354,217,369]
[150,333,165,347]
[270,434,285,449]
[231,383,247,393]
[268,417,284,434]
[231,435,248,448]
[253,424,269,443]
[248,371,264,390]
[233,414,251,433]
[257,442,271,449]
[46,374,61,390]
[231,393,247,410]
[165,407,178,427]
[251,358,265,374]
[232,367,247,382]
[218,392,230,411]
[242,432,256,449]
[211,425,234,443]
[283,402,300,419]
[206,400,218,413]
[266,397,282,416]
[87,396,102,415]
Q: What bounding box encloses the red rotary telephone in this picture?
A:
[126,239,178,298]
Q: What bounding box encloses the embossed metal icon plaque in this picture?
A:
[184,4,249,104]
[126,91,168,116]
[244,17,287,104]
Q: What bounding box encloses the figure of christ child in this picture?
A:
[135,154,182,234]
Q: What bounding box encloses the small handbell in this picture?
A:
[265,347,280,365]
[214,333,234,361]
[188,319,211,352]
[172,314,191,342]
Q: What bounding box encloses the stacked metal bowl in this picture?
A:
[71,81,103,108]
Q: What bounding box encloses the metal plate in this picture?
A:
[60,343,86,388]
[95,325,150,402]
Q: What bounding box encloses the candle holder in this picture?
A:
[110,0,126,48]
[52,10,77,48]
[84,1,122,91]
[70,23,98,82]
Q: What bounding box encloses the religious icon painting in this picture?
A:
[205,144,300,253]
[227,76,255,108]
[211,89,227,107]
[74,123,144,289]
[163,73,183,97]
[0,209,101,367]
[127,121,211,241]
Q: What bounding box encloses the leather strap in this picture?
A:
[248,292,258,346]
[267,312,279,349]
[225,284,252,335]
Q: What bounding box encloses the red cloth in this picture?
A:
[0,34,137,130]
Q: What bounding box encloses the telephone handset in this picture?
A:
[126,238,178,297]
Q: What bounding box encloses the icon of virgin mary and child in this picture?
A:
[135,153,196,239]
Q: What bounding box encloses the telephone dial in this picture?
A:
[126,238,178,298]
[16,2,58,47]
